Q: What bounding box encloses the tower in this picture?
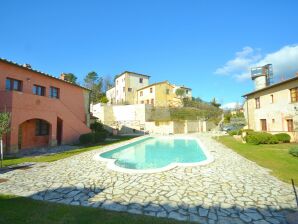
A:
[251,64,273,90]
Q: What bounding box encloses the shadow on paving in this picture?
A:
[13,187,297,224]
[0,163,34,174]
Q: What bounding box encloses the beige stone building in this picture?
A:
[243,75,298,140]
[106,71,150,104]
[136,81,183,107]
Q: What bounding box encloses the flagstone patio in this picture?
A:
[0,134,296,224]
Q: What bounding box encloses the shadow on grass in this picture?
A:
[0,186,296,224]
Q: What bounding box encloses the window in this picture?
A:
[272,119,275,123]
[270,94,274,103]
[33,85,45,96]
[5,78,22,91]
[151,99,154,105]
[260,119,267,131]
[117,80,118,85]
[139,78,143,83]
[166,89,170,95]
[140,91,143,96]
[290,88,298,102]
[50,87,59,99]
[35,119,49,136]
[146,99,149,104]
[141,100,144,104]
[123,87,125,92]
[287,119,294,132]
[186,90,189,94]
[255,97,260,109]
[150,88,153,93]
[128,88,132,92]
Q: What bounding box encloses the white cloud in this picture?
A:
[215,46,261,76]
[215,44,298,82]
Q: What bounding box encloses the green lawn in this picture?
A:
[2,136,136,168]
[0,194,189,224]
[216,135,298,183]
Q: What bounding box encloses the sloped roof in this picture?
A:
[0,57,90,91]
[137,80,174,91]
[242,75,298,97]
[114,71,150,80]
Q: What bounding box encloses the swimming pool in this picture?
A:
[96,136,213,173]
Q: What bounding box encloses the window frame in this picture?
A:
[290,88,298,103]
[5,78,22,92]
[140,91,143,96]
[270,94,274,104]
[139,78,143,83]
[33,84,46,96]
[128,88,132,92]
[287,119,294,132]
[50,86,60,99]
[255,97,260,109]
[35,119,50,136]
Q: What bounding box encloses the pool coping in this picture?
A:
[93,134,214,174]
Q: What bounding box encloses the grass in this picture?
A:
[0,194,189,224]
[216,135,298,183]
[2,136,136,168]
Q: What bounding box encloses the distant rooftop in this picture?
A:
[114,71,150,80]
[0,57,90,91]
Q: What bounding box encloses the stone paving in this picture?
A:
[0,134,297,224]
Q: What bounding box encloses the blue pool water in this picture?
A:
[100,137,207,170]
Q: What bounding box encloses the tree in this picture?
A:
[175,88,185,98]
[0,111,10,168]
[84,72,105,103]
[210,97,221,108]
[62,73,77,84]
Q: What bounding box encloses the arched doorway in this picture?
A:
[18,119,51,149]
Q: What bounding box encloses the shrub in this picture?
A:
[93,131,108,143]
[90,121,105,133]
[79,131,108,145]
[241,129,254,135]
[274,133,291,143]
[289,147,298,157]
[228,130,238,136]
[79,133,93,145]
[246,132,278,145]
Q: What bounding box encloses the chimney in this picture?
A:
[60,73,66,81]
[23,64,32,69]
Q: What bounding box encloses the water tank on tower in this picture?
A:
[251,64,273,90]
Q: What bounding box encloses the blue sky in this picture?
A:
[1,0,298,107]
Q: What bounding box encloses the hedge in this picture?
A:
[274,133,291,143]
[246,132,278,145]
[79,131,107,145]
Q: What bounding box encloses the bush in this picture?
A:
[228,130,238,136]
[274,133,291,143]
[289,147,298,157]
[90,121,105,133]
[93,131,108,142]
[79,131,108,145]
[241,129,254,135]
[79,133,93,145]
[246,132,278,145]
